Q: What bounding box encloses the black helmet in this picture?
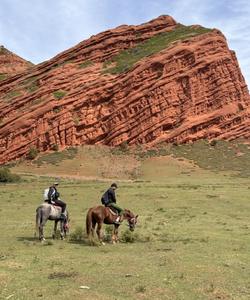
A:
[111,183,118,188]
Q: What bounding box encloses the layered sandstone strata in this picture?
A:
[0,16,249,164]
[0,46,32,78]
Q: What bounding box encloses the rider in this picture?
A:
[48,182,67,220]
[101,183,123,224]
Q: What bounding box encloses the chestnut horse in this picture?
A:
[86,206,138,244]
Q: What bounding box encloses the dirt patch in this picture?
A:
[48,271,78,279]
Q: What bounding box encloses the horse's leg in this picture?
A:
[39,217,47,242]
[96,222,104,245]
[91,220,96,237]
[59,220,65,240]
[52,220,58,239]
[114,225,119,243]
[111,225,116,244]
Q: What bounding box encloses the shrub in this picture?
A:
[209,140,217,147]
[0,168,20,183]
[69,226,84,242]
[120,229,138,243]
[27,147,39,160]
[53,90,67,100]
[119,141,129,153]
[51,144,59,151]
[103,226,113,242]
[135,285,146,293]
[0,73,7,81]
[79,60,94,68]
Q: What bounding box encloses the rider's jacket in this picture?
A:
[101,188,116,206]
[48,186,60,202]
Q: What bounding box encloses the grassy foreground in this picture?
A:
[1,142,250,299]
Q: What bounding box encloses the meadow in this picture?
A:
[0,141,250,300]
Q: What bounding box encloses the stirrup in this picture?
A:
[60,213,66,220]
[114,216,122,225]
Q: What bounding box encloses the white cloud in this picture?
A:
[0,0,249,86]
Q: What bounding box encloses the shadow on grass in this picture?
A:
[68,239,90,246]
[17,236,38,242]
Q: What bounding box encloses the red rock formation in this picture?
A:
[0,46,32,79]
[0,15,249,164]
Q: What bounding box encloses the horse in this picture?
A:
[35,203,70,241]
[86,205,138,244]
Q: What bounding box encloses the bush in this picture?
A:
[27,147,39,160]
[0,168,20,183]
[103,226,113,242]
[79,60,94,68]
[119,141,129,153]
[120,229,138,243]
[69,226,84,242]
[51,144,59,151]
[53,90,67,100]
[209,140,217,147]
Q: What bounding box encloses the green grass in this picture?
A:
[53,90,67,100]
[34,147,78,166]
[4,90,22,101]
[1,156,250,299]
[30,98,43,107]
[165,140,250,177]
[79,60,94,69]
[103,24,211,74]
[51,60,74,69]
[24,78,39,93]
[0,73,7,81]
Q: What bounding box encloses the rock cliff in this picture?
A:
[0,15,249,164]
[0,46,32,79]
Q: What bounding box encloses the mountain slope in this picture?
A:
[0,15,249,164]
[0,45,32,80]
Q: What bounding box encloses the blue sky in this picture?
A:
[0,0,250,86]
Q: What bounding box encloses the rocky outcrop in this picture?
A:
[0,46,32,79]
[0,15,249,164]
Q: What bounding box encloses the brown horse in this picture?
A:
[86,206,138,244]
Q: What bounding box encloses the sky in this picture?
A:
[0,0,250,86]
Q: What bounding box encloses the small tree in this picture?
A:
[27,147,39,160]
[119,141,129,153]
[210,140,217,147]
[0,168,20,182]
[51,144,59,151]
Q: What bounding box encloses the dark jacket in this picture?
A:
[48,186,60,202]
[101,188,116,206]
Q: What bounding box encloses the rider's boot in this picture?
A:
[60,212,66,220]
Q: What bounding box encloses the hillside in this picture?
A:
[0,15,249,164]
[0,45,32,79]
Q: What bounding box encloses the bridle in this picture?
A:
[127,216,137,231]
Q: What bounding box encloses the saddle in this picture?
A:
[107,207,118,216]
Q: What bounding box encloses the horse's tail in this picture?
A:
[86,208,93,237]
[35,207,41,237]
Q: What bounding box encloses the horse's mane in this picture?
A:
[123,209,133,217]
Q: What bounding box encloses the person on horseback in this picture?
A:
[48,182,67,220]
[101,183,123,224]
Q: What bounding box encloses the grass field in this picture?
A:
[1,142,250,299]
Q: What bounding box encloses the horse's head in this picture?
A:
[124,209,138,232]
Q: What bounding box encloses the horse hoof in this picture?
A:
[52,235,55,240]
[101,242,106,246]
[41,238,46,242]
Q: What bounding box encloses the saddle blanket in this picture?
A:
[42,202,62,218]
